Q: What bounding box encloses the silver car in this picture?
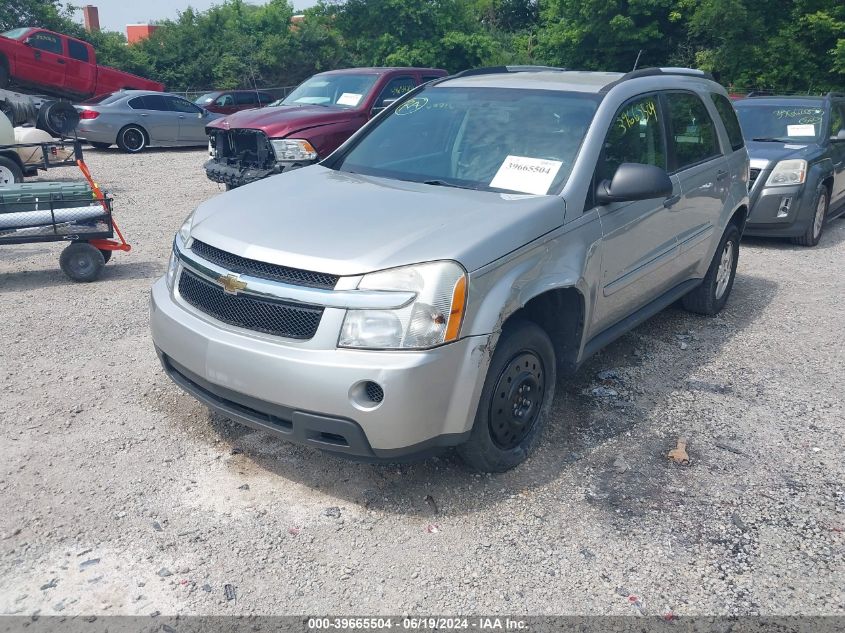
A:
[150,67,749,471]
[76,90,221,153]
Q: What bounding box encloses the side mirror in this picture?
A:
[596,163,674,205]
[23,37,33,46]
[830,129,845,142]
[372,98,398,115]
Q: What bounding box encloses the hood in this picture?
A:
[190,166,566,275]
[205,105,358,138]
[745,140,821,168]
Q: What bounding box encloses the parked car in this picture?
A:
[0,28,163,100]
[204,67,447,188]
[193,90,276,115]
[734,93,845,246]
[151,66,749,472]
[75,91,222,153]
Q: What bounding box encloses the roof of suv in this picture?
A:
[318,67,446,76]
[437,66,715,94]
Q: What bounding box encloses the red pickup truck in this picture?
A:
[0,28,163,100]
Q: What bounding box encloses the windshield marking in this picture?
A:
[395,98,429,116]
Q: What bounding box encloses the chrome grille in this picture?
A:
[178,269,323,339]
[191,240,338,289]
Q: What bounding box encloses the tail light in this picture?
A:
[80,110,100,120]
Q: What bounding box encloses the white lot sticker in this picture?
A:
[337,92,362,106]
[490,155,562,195]
[787,124,815,136]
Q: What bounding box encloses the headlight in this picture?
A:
[270,138,318,162]
[339,261,467,350]
[178,212,193,244]
[165,244,180,290]
[765,159,806,187]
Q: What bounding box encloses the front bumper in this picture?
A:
[203,158,312,188]
[149,277,489,460]
[745,182,814,238]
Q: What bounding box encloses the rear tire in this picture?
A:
[60,243,105,282]
[0,155,23,184]
[458,319,556,472]
[682,223,740,315]
[791,184,828,247]
[116,125,147,153]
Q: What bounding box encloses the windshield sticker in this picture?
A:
[395,97,429,116]
[787,124,815,137]
[337,93,362,106]
[775,108,823,124]
[616,100,658,134]
[490,155,563,195]
[783,144,807,149]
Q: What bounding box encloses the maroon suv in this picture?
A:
[204,67,447,188]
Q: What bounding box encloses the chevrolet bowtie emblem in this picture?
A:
[218,273,247,295]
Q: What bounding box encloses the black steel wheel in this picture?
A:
[117,125,147,153]
[458,319,556,472]
[60,243,105,282]
[489,351,545,450]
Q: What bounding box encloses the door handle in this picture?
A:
[57,59,65,64]
[178,115,185,119]
[140,113,149,117]
[663,194,681,208]
[34,50,41,59]
[716,170,729,181]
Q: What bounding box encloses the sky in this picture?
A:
[73,0,318,33]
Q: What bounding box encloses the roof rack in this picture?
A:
[451,65,568,78]
[600,67,715,93]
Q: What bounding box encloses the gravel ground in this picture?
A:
[0,148,843,618]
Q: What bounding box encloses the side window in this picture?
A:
[829,103,845,138]
[374,77,415,109]
[28,32,63,55]
[235,92,257,106]
[597,94,665,183]
[215,94,235,107]
[143,95,170,111]
[167,96,201,113]
[257,93,274,105]
[666,92,721,170]
[711,93,744,151]
[127,97,145,109]
[67,39,89,62]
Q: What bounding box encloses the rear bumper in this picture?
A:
[149,277,489,460]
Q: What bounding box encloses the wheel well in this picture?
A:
[821,176,833,199]
[502,287,585,373]
[0,150,24,169]
[730,204,748,233]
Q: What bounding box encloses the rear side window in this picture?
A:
[711,93,744,151]
[830,103,845,138]
[67,39,89,62]
[234,92,257,106]
[133,94,169,111]
[666,92,721,170]
[598,94,666,183]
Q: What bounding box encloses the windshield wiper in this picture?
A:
[422,179,479,191]
[752,137,792,143]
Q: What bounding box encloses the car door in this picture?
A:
[63,38,95,96]
[136,94,180,145]
[828,101,845,209]
[165,96,207,143]
[20,31,65,88]
[663,91,728,271]
[590,93,683,334]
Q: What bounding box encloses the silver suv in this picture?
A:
[150,67,750,472]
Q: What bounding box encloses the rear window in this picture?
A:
[711,93,744,151]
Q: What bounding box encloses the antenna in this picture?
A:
[632,50,643,72]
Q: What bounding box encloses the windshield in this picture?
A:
[282,74,379,108]
[1,28,30,40]
[332,86,599,195]
[735,102,825,142]
[194,93,218,105]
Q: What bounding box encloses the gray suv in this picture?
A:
[150,67,750,472]
[734,93,845,246]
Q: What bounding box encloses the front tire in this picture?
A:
[60,243,105,282]
[791,184,828,247]
[0,155,23,184]
[116,125,147,153]
[458,319,556,472]
[682,223,740,315]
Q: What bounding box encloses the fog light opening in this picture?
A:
[777,197,792,218]
[349,380,385,410]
